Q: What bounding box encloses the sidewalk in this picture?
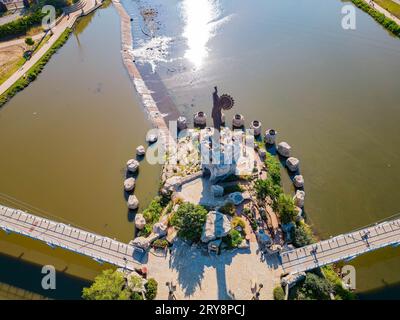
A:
[363,0,400,25]
[0,0,98,96]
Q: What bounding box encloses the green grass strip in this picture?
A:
[0,28,72,108]
[350,0,400,37]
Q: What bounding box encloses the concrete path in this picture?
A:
[0,0,97,96]
[364,0,400,25]
[0,10,24,26]
[0,33,45,49]
[147,240,282,300]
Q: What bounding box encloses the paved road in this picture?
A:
[0,10,24,26]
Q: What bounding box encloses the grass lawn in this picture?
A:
[375,0,400,19]
[0,34,51,86]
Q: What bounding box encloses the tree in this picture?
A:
[170,202,208,242]
[264,153,281,184]
[255,178,282,201]
[145,278,158,300]
[82,269,131,300]
[25,37,35,46]
[273,286,285,300]
[275,193,297,224]
[223,229,243,248]
[293,222,315,247]
[299,273,332,300]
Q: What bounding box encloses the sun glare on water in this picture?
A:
[181,0,223,69]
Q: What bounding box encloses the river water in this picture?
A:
[0,3,160,298]
[1,0,400,299]
[124,0,400,298]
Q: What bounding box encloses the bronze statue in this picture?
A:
[211,86,234,131]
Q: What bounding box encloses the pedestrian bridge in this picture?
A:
[0,205,140,271]
[280,217,400,274]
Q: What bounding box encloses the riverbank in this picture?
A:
[351,0,400,37]
[0,0,100,107]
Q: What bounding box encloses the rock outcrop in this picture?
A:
[201,211,232,243]
[127,195,139,210]
[135,213,146,230]
[286,157,300,172]
[127,159,140,173]
[277,141,291,157]
[124,177,136,191]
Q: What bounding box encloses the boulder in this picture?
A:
[201,211,232,243]
[212,185,224,197]
[177,116,187,130]
[194,111,207,127]
[232,114,245,128]
[293,175,304,188]
[293,190,305,208]
[146,133,158,144]
[163,176,182,193]
[136,145,146,156]
[152,222,167,237]
[135,214,146,230]
[250,120,262,136]
[127,159,140,173]
[277,141,291,157]
[131,236,151,250]
[127,195,139,210]
[124,177,136,191]
[265,129,277,145]
[286,157,300,172]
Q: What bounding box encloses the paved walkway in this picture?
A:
[281,218,400,274]
[0,0,98,96]
[365,0,400,25]
[0,204,142,271]
[147,240,282,300]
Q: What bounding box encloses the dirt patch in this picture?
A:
[0,45,25,82]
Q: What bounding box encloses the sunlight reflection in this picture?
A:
[181,0,221,69]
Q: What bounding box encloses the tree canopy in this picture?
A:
[170,202,208,242]
[82,269,131,300]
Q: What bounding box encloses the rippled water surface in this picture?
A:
[125,0,400,297]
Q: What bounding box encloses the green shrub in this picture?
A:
[131,292,143,300]
[293,222,315,247]
[82,269,131,300]
[275,193,297,224]
[255,178,283,201]
[223,229,243,248]
[170,202,208,242]
[145,278,158,300]
[153,239,168,248]
[265,152,281,184]
[350,0,400,37]
[298,273,332,300]
[232,216,246,230]
[219,202,236,216]
[322,266,357,300]
[273,286,285,300]
[142,197,163,224]
[0,28,71,108]
[0,11,46,40]
[25,37,35,46]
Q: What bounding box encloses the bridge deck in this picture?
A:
[0,205,140,271]
[280,218,400,274]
